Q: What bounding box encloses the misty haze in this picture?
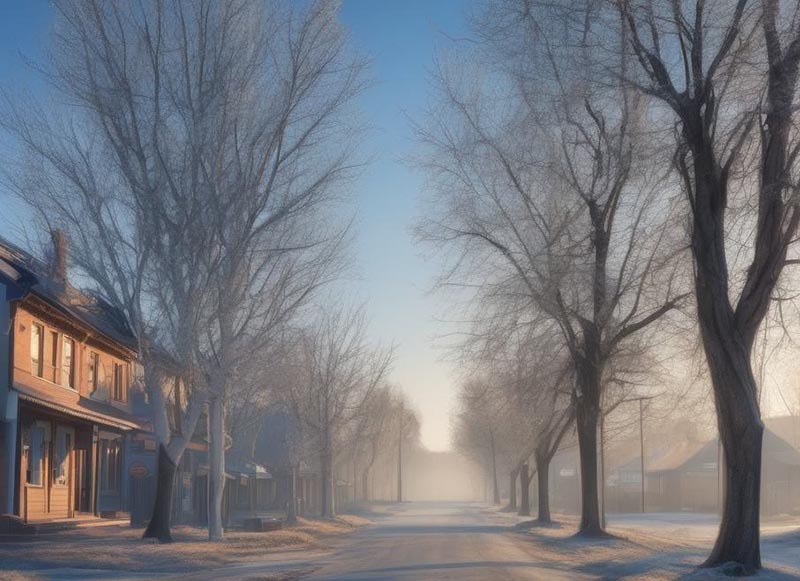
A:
[1,0,800,580]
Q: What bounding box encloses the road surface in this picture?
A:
[303,501,585,580]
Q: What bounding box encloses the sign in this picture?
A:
[129,462,150,478]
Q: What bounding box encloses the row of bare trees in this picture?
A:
[423,0,800,573]
[1,0,417,542]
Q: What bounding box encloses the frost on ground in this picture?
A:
[507,511,800,579]
[0,515,370,579]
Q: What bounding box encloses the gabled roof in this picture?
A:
[765,416,800,451]
[0,237,137,353]
[647,440,709,473]
[647,428,800,474]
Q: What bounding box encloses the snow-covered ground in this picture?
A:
[605,512,800,578]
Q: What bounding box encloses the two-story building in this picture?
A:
[0,233,141,526]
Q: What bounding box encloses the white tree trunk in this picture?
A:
[208,395,226,540]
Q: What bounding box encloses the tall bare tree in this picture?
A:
[620,0,800,570]
[417,0,685,536]
[3,0,364,541]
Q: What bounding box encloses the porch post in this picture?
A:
[4,393,18,515]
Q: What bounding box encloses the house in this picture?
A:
[252,404,323,517]
[0,234,141,526]
[603,440,647,513]
[646,429,800,515]
[222,454,275,525]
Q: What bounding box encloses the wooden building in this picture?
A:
[0,235,141,526]
[646,429,800,515]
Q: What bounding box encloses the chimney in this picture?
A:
[49,229,68,288]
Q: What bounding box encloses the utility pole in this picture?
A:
[628,395,655,513]
[397,401,403,503]
[639,398,645,513]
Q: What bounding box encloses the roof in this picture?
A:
[226,455,272,480]
[646,440,711,473]
[765,416,800,451]
[647,428,800,474]
[0,237,138,352]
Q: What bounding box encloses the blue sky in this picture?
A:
[0,0,469,451]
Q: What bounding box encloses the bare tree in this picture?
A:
[619,0,800,570]
[416,0,685,536]
[287,305,392,518]
[3,0,364,542]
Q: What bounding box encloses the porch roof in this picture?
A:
[18,391,140,430]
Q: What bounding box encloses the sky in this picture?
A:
[0,0,470,452]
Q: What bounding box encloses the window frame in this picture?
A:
[24,421,50,487]
[30,323,44,378]
[112,362,127,402]
[61,337,76,389]
[87,351,100,394]
[99,436,122,493]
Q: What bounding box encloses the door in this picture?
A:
[51,424,74,518]
[73,449,91,513]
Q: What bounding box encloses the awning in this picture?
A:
[18,392,140,430]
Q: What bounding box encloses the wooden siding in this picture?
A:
[13,305,133,417]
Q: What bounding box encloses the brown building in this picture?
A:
[0,235,141,527]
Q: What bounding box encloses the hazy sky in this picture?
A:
[0,1,470,451]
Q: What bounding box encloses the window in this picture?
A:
[30,323,43,377]
[100,437,122,492]
[87,351,99,394]
[53,426,72,486]
[112,363,126,401]
[49,331,59,382]
[61,338,75,388]
[23,423,49,486]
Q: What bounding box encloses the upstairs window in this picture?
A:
[87,351,100,394]
[49,331,59,383]
[61,337,75,388]
[112,363,126,402]
[30,323,44,378]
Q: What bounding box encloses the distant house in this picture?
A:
[250,404,323,517]
[0,234,141,526]
[223,454,275,525]
[646,429,800,515]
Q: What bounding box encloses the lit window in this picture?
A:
[49,331,58,382]
[54,427,72,485]
[30,323,44,377]
[62,338,75,388]
[24,423,49,486]
[112,363,126,401]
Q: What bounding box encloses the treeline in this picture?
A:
[417,0,800,573]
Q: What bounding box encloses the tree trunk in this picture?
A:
[142,444,178,542]
[208,395,226,540]
[535,452,551,523]
[696,289,764,570]
[518,462,530,516]
[688,134,765,571]
[286,464,298,525]
[321,450,334,518]
[575,362,603,536]
[361,468,370,503]
[508,466,519,511]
